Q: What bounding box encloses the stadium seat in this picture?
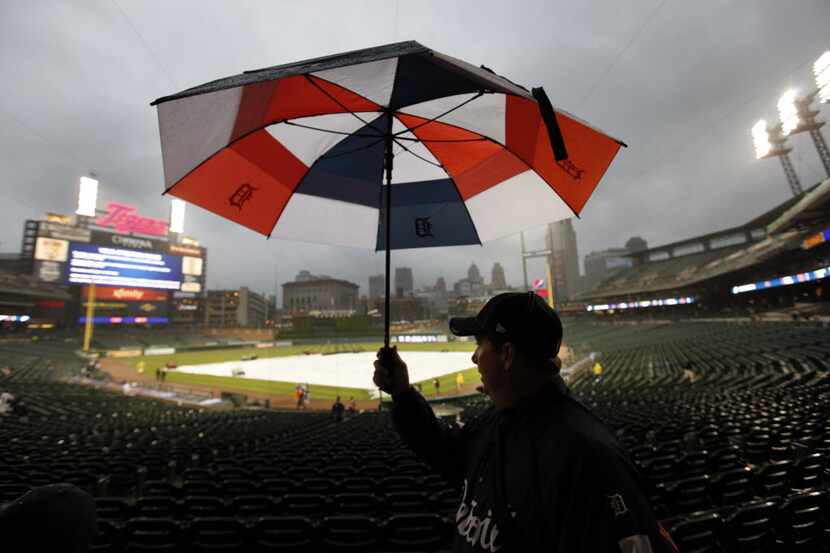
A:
[384,491,431,514]
[183,495,229,519]
[281,493,331,517]
[262,478,297,497]
[339,477,375,494]
[382,513,450,552]
[667,511,723,553]
[319,515,382,552]
[0,483,31,503]
[189,517,249,553]
[721,499,778,553]
[300,477,338,495]
[331,492,383,516]
[774,490,826,551]
[221,478,259,496]
[753,460,793,497]
[659,475,713,515]
[710,466,755,506]
[789,452,825,491]
[230,494,279,519]
[430,489,460,517]
[182,479,221,497]
[322,466,355,480]
[124,517,182,552]
[380,476,419,493]
[134,496,178,518]
[251,516,318,552]
[95,497,133,521]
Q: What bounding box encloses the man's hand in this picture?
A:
[373,346,410,397]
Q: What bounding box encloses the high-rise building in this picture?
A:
[205,287,268,328]
[546,219,581,303]
[454,263,486,297]
[394,267,414,298]
[467,263,483,285]
[369,274,385,299]
[283,275,359,314]
[490,262,507,290]
[434,277,447,293]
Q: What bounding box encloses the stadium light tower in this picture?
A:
[76,175,99,217]
[815,50,830,105]
[752,119,803,196]
[777,88,830,178]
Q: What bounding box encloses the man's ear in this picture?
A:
[502,342,516,371]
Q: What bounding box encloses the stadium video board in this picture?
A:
[66,242,183,290]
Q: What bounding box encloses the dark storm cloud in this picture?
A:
[1,0,829,301]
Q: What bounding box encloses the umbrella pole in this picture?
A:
[383,114,394,350]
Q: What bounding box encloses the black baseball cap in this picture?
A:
[449,292,563,359]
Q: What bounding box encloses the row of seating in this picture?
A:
[92,513,452,553]
[90,490,459,521]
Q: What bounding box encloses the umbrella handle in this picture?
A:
[378,346,396,369]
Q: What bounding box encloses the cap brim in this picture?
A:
[449,317,483,336]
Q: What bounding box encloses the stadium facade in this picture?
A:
[0,200,207,330]
[579,178,830,318]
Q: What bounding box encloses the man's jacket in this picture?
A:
[391,376,678,553]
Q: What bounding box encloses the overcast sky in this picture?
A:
[1,0,829,301]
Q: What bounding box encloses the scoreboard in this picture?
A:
[27,219,206,325]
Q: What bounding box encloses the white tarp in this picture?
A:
[177,350,474,392]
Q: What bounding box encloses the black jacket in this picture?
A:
[391,376,678,553]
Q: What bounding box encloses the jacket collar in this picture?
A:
[496,374,570,418]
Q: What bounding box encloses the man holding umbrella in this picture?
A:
[374,292,678,553]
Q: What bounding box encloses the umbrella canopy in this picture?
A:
[152,41,625,348]
[152,41,624,250]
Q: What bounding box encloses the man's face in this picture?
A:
[472,335,509,397]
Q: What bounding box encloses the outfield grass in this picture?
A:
[163,371,371,401]
[413,366,482,398]
[126,341,478,400]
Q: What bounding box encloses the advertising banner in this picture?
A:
[83,286,168,302]
[107,349,143,358]
[39,222,91,242]
[144,347,176,356]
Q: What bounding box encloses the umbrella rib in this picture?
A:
[282,120,385,138]
[318,137,386,160]
[392,91,484,136]
[399,137,488,143]
[304,74,386,135]
[391,138,443,169]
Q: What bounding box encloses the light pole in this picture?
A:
[522,247,556,308]
[752,120,803,197]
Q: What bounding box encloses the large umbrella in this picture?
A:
[151,41,625,350]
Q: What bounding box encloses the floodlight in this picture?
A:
[751,120,772,159]
[777,90,800,136]
[76,176,99,217]
[815,51,830,104]
[169,199,186,233]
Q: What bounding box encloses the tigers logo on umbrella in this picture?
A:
[229,183,257,211]
[415,217,434,238]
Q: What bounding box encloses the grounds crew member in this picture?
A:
[374,292,677,553]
